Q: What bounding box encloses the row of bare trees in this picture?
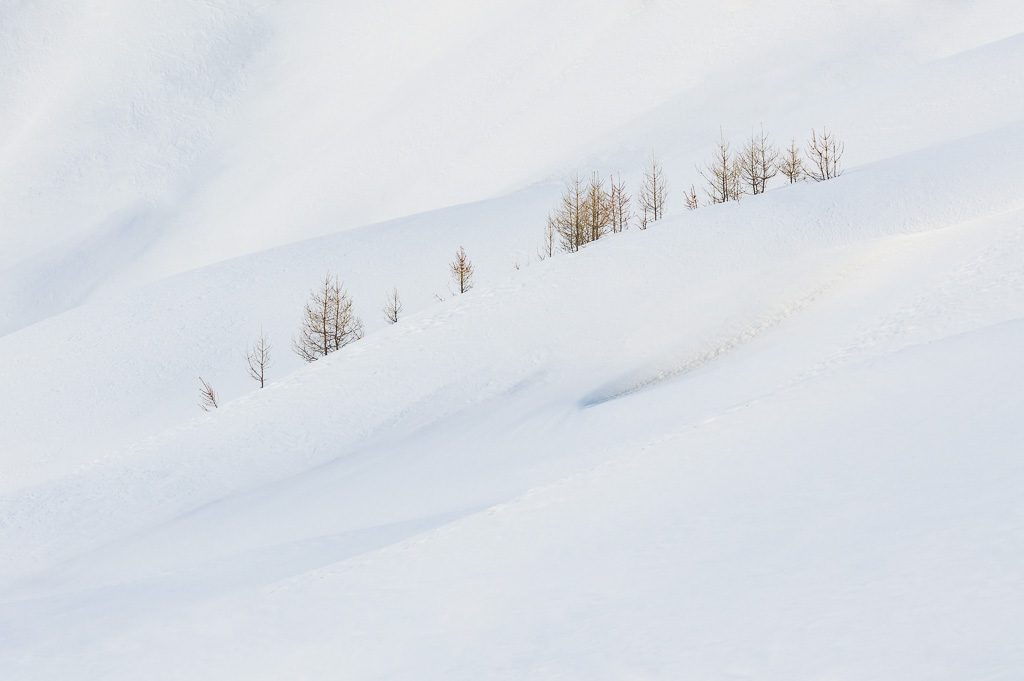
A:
[200,128,845,409]
[199,248,477,410]
[695,126,844,206]
[542,153,668,257]
[541,127,843,256]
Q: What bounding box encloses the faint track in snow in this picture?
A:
[792,212,1024,384]
[580,252,880,408]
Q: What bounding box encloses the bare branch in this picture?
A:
[198,376,219,411]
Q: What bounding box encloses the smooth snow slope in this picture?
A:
[3,0,1024,335]
[3,132,1024,678]
[4,0,1024,495]
[1,1,1024,679]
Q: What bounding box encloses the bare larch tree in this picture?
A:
[382,287,403,324]
[450,246,475,294]
[684,184,699,211]
[554,175,588,252]
[737,126,778,195]
[735,134,759,197]
[293,273,364,362]
[608,173,632,233]
[806,127,844,181]
[638,152,667,229]
[778,138,805,183]
[198,376,219,411]
[244,327,273,388]
[538,213,557,260]
[585,172,611,243]
[699,130,740,204]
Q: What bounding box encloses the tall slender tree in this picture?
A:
[244,327,273,388]
[585,171,610,243]
[638,152,667,228]
[538,213,557,260]
[608,173,632,233]
[554,175,588,252]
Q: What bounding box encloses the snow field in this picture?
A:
[2,0,1024,678]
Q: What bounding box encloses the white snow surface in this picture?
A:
[2,1,1024,679]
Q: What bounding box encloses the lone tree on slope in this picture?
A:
[293,273,364,362]
[449,247,475,294]
[244,327,273,388]
[382,287,403,324]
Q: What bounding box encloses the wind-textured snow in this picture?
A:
[1,1,1024,679]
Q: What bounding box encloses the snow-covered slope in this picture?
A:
[2,1,1024,679]
[3,0,1024,334]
